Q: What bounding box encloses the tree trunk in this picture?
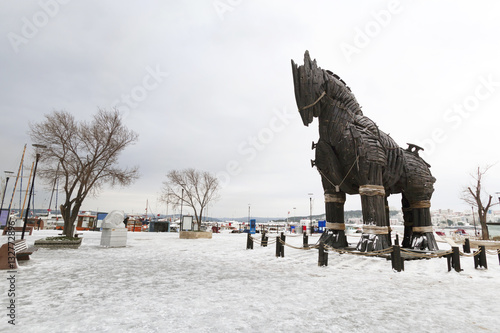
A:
[479,214,490,240]
[61,202,80,237]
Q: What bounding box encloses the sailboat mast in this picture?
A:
[47,163,60,213]
[7,144,27,215]
[20,161,34,220]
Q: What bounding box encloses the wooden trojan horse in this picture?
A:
[291,51,438,252]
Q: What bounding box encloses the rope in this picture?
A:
[324,244,393,256]
[486,249,500,255]
[400,248,453,258]
[324,193,346,203]
[459,249,481,257]
[359,185,385,197]
[412,226,434,233]
[410,200,431,209]
[316,153,359,192]
[362,225,391,235]
[326,222,345,230]
[299,91,326,111]
[249,235,277,245]
[278,237,313,250]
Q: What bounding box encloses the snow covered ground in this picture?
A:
[2,230,500,332]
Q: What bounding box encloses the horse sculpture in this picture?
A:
[291,51,438,252]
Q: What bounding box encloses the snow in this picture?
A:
[2,230,500,332]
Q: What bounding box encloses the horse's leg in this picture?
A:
[385,195,392,246]
[409,200,438,251]
[402,151,438,251]
[356,164,391,252]
[314,139,349,248]
[401,194,413,248]
[320,189,348,248]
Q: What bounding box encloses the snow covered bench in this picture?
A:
[2,226,34,236]
[0,239,37,269]
[13,239,38,261]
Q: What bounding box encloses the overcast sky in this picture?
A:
[1,1,500,219]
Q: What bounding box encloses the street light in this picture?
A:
[308,193,313,235]
[180,188,184,232]
[22,144,46,239]
[1,171,14,210]
[1,171,14,227]
[248,204,251,224]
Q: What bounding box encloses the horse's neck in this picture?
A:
[318,100,356,144]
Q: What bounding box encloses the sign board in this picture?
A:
[182,215,193,231]
[96,212,108,229]
[0,209,9,228]
[250,219,256,234]
[318,220,326,233]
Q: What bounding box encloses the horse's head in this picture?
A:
[291,51,327,126]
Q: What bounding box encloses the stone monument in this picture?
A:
[100,210,127,247]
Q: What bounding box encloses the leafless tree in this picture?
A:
[461,165,495,240]
[29,109,139,236]
[162,169,220,230]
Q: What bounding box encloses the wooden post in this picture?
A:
[391,244,404,272]
[448,246,462,272]
[246,233,253,250]
[303,233,309,248]
[261,232,268,247]
[463,238,471,253]
[318,241,328,266]
[474,245,488,269]
[275,236,281,257]
[280,233,285,257]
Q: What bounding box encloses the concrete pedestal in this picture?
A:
[179,231,212,239]
[100,227,127,247]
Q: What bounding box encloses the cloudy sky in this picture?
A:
[1,1,500,219]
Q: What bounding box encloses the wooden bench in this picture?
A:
[0,239,38,269]
[2,226,34,236]
[14,239,38,261]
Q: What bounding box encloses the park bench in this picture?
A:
[14,239,38,261]
[2,226,34,236]
[0,239,37,269]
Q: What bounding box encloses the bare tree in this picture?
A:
[461,165,495,240]
[29,109,139,237]
[162,169,220,230]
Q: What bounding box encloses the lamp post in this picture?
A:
[1,171,14,210]
[22,144,46,239]
[179,188,184,232]
[1,171,14,227]
[308,193,313,235]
